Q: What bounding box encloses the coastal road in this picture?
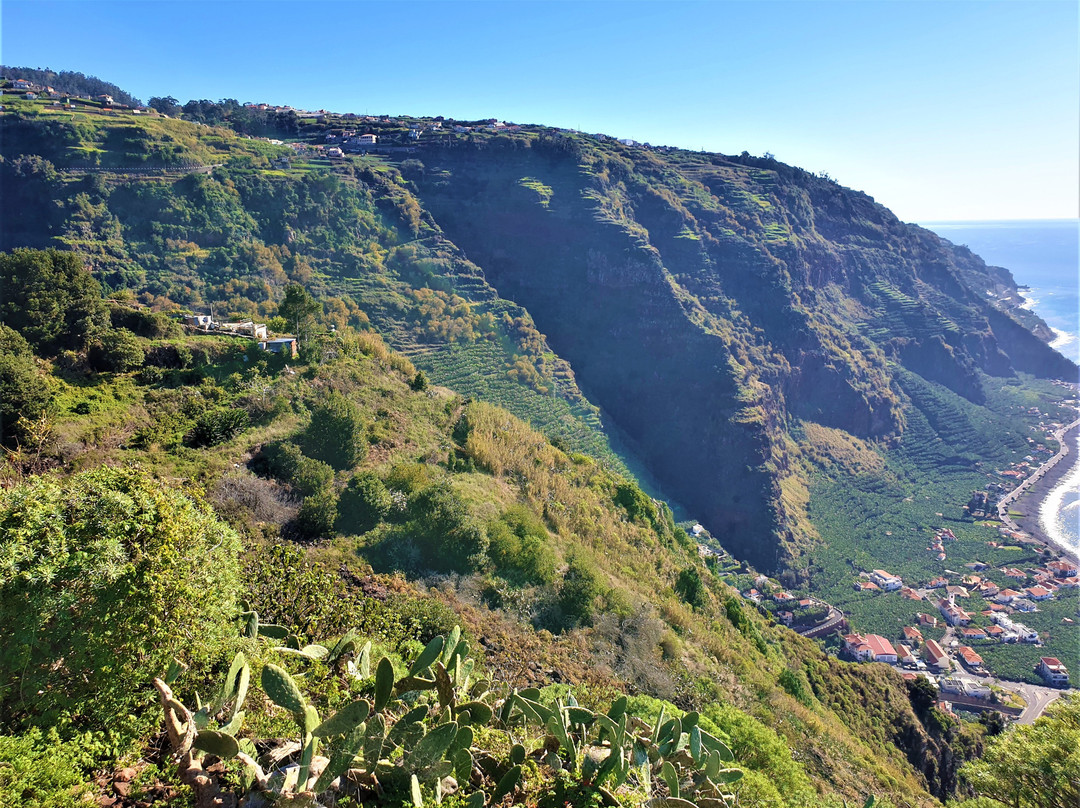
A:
[997,416,1080,564]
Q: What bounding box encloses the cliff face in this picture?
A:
[413,140,1076,569]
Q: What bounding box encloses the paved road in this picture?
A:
[937,667,1067,724]
[997,417,1080,563]
[795,600,846,639]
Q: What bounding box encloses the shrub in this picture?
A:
[487,505,557,585]
[337,472,392,534]
[556,553,604,628]
[87,328,145,372]
[259,441,333,496]
[675,567,707,609]
[186,408,249,447]
[295,488,339,539]
[0,727,96,807]
[0,325,50,447]
[0,468,241,733]
[410,369,429,391]
[406,483,488,573]
[613,481,657,525]
[304,391,367,470]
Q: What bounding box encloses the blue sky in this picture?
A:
[3,0,1077,221]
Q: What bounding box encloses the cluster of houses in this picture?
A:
[182,314,297,357]
[926,527,956,561]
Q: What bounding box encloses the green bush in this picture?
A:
[0,468,241,734]
[556,553,604,628]
[405,484,489,573]
[487,505,557,585]
[675,566,707,609]
[260,441,334,496]
[87,328,145,372]
[304,391,367,470]
[613,481,656,524]
[295,487,339,539]
[186,407,250,447]
[0,727,96,807]
[0,325,50,447]
[337,471,392,534]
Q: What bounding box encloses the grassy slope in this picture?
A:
[3,319,960,807]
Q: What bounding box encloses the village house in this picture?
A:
[902,626,923,645]
[945,585,970,599]
[12,78,34,90]
[1012,598,1038,613]
[854,580,881,592]
[917,613,939,627]
[927,577,949,589]
[960,627,987,641]
[938,598,972,626]
[995,588,1022,604]
[259,337,299,358]
[957,646,985,673]
[870,569,903,590]
[977,581,1000,597]
[922,639,951,672]
[940,677,990,700]
[897,644,917,665]
[1037,657,1069,686]
[843,633,898,663]
[1025,585,1053,601]
[1047,559,1079,578]
[777,610,794,626]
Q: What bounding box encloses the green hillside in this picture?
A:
[0,84,1075,808]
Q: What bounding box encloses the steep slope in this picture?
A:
[0,269,978,805]
[410,136,1076,571]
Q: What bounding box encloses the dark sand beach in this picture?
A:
[1010,421,1079,566]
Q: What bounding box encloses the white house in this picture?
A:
[844,633,898,663]
[1037,657,1069,686]
[870,569,902,590]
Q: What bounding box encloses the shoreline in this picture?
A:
[1004,419,1080,566]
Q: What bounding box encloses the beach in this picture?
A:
[1008,420,1080,566]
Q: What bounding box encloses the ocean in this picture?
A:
[923,219,1080,554]
[921,219,1079,364]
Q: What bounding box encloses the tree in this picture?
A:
[960,694,1080,808]
[0,325,50,447]
[87,328,145,372]
[0,468,241,732]
[338,472,392,534]
[304,391,368,470]
[147,96,180,116]
[277,284,321,343]
[0,248,108,354]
